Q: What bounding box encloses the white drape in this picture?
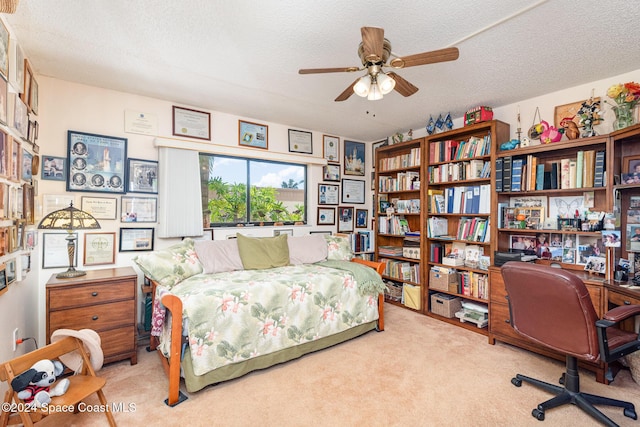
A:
[157,147,203,238]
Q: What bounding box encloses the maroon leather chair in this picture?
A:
[501,261,640,426]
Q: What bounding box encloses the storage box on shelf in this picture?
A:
[431,293,462,318]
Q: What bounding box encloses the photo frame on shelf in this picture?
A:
[0,263,6,294]
[66,130,127,194]
[172,105,211,141]
[119,227,154,252]
[317,207,335,225]
[318,183,339,205]
[554,97,601,129]
[288,129,312,154]
[584,255,607,275]
[622,155,640,175]
[371,140,387,169]
[42,232,78,269]
[355,209,368,228]
[81,196,117,220]
[126,158,158,193]
[343,140,365,176]
[337,206,354,233]
[322,164,340,182]
[83,232,116,266]
[41,155,66,181]
[238,120,268,149]
[341,179,365,204]
[322,135,340,163]
[120,196,157,223]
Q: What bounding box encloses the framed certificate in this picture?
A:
[338,206,354,233]
[121,196,157,223]
[318,183,339,205]
[81,196,117,220]
[317,207,335,225]
[119,227,154,252]
[341,179,365,204]
[239,120,268,149]
[288,129,312,154]
[83,232,116,266]
[43,232,78,268]
[323,135,340,163]
[172,106,211,140]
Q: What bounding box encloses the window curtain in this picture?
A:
[157,147,203,238]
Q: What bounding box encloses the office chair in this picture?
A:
[501,261,640,426]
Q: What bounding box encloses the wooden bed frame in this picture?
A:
[149,258,386,406]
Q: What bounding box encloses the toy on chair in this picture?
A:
[10,359,70,408]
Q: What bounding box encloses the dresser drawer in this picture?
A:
[99,326,136,360]
[489,302,523,341]
[48,281,134,310]
[49,300,135,332]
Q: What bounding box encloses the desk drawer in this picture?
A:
[100,326,136,360]
[489,302,523,341]
[608,291,640,307]
[48,281,134,310]
[49,300,135,331]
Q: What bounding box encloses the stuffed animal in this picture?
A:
[10,359,70,408]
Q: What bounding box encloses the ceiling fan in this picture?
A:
[299,26,459,102]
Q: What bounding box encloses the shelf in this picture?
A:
[496,135,608,158]
[378,254,420,263]
[428,237,490,246]
[427,261,489,274]
[428,212,490,217]
[427,311,488,335]
[497,228,602,236]
[377,233,409,238]
[428,177,490,186]
[498,186,606,196]
[381,275,420,287]
[379,189,421,195]
[378,165,421,174]
[429,154,491,167]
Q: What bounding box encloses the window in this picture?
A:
[200,153,307,226]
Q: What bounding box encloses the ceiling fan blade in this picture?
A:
[390,47,459,69]
[299,66,359,74]
[361,27,385,63]
[335,78,360,102]
[387,72,419,97]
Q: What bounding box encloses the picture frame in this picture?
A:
[22,183,34,225]
[554,97,601,129]
[41,155,66,181]
[341,179,365,204]
[0,19,8,80]
[318,183,339,205]
[13,95,27,139]
[0,76,7,125]
[120,196,157,223]
[273,228,294,236]
[21,148,32,181]
[126,158,158,193]
[67,130,127,194]
[12,42,24,95]
[310,230,332,235]
[21,59,32,109]
[42,232,78,269]
[322,164,340,182]
[355,209,368,228]
[21,253,30,274]
[343,140,365,176]
[29,75,38,116]
[0,227,7,256]
[584,255,607,274]
[337,206,354,233]
[5,258,15,284]
[322,135,340,163]
[288,129,312,154]
[623,155,640,175]
[119,227,154,252]
[317,207,336,225]
[83,232,116,266]
[27,119,38,144]
[371,140,387,169]
[0,263,6,294]
[10,138,20,182]
[0,129,8,178]
[25,229,36,249]
[239,120,268,149]
[81,196,117,220]
[172,105,211,141]
[15,220,25,251]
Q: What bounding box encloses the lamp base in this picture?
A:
[56,269,87,279]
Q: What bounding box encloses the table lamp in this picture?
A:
[38,202,101,278]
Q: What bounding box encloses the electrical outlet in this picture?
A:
[12,328,19,351]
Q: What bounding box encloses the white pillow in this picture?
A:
[288,235,328,265]
[194,240,244,274]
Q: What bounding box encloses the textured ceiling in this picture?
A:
[5,0,640,141]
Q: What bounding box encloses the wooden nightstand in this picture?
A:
[46,266,138,365]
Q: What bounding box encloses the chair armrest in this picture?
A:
[602,304,640,323]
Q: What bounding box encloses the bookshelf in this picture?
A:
[374,138,423,311]
[424,120,510,334]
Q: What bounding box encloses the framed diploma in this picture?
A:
[317,207,336,225]
[172,105,211,140]
[81,196,117,220]
[288,129,312,154]
[323,135,340,163]
[83,232,116,266]
[121,196,157,223]
[318,183,339,205]
[341,179,365,204]
[239,120,268,149]
[119,227,154,252]
[42,232,78,268]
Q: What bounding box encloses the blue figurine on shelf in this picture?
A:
[500,139,520,150]
[426,116,435,135]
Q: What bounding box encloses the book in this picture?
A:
[569,159,577,188]
[583,150,595,187]
[536,164,545,190]
[576,150,584,188]
[502,156,512,192]
[560,158,571,189]
[511,158,524,191]
[594,150,605,187]
[495,157,503,192]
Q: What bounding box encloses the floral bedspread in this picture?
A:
[159,262,382,376]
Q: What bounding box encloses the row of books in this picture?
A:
[427,185,491,214]
[430,242,486,264]
[458,271,489,299]
[427,159,491,183]
[378,245,404,257]
[496,150,605,192]
[349,231,372,253]
[378,215,410,235]
[378,171,420,192]
[429,134,492,163]
[378,147,421,171]
[380,258,420,284]
[426,216,490,242]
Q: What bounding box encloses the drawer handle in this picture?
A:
[505,319,511,324]
[624,300,631,305]
[91,292,98,297]
[92,316,99,321]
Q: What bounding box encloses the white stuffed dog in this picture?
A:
[10,359,70,408]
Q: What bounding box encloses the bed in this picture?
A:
[134,234,386,406]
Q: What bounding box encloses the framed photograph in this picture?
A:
[371,140,388,169]
[0,19,8,80]
[25,229,36,249]
[42,232,78,269]
[317,207,336,225]
[623,155,640,174]
[126,158,158,193]
[10,138,20,182]
[0,129,7,178]
[21,59,32,108]
[27,119,38,144]
[21,253,30,274]
[83,232,116,266]
[81,196,117,220]
[119,227,154,252]
[42,194,75,216]
[323,164,340,182]
[121,196,157,222]
[13,43,24,94]
[273,228,293,236]
[5,258,15,284]
[322,135,340,163]
[584,255,607,274]
[602,229,621,247]
[628,224,640,251]
[341,179,365,204]
[22,183,34,225]
[509,234,536,253]
[239,120,268,149]
[13,96,27,139]
[318,183,339,205]
[288,129,312,154]
[67,130,127,193]
[0,263,6,294]
[338,206,354,233]
[41,155,66,181]
[344,140,365,176]
[0,76,7,125]
[554,97,601,129]
[21,149,32,181]
[355,209,368,228]
[172,105,211,140]
[621,173,640,185]
[29,75,38,116]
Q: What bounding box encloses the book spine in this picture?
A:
[576,150,584,188]
[502,156,512,192]
[536,164,545,190]
[560,158,571,189]
[495,157,503,192]
[511,158,523,192]
[594,150,605,187]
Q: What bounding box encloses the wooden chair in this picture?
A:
[0,336,116,426]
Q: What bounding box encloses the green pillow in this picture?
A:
[324,235,354,261]
[133,238,203,288]
[236,234,290,269]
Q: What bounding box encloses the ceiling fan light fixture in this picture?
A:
[377,72,396,95]
[353,75,371,97]
[367,82,383,101]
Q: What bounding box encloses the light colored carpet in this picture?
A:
[35,304,640,426]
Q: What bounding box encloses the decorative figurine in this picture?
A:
[560,116,580,140]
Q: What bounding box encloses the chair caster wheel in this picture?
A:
[532,408,545,421]
[511,377,522,387]
[624,408,637,420]
[559,373,565,385]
